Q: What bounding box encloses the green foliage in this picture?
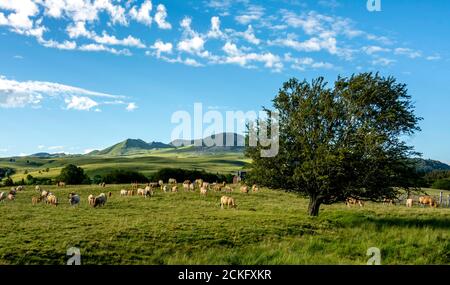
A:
[246,73,422,216]
[148,168,233,183]
[0,168,15,179]
[102,170,148,184]
[3,176,14,186]
[58,164,88,185]
[432,179,450,190]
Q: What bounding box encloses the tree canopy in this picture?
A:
[58,164,89,185]
[245,73,422,216]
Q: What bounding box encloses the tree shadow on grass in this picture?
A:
[341,215,450,230]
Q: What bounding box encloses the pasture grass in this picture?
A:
[0,185,448,265]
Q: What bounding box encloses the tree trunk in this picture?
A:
[308,196,321,217]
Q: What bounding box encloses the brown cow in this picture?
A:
[346,198,364,207]
[220,196,236,209]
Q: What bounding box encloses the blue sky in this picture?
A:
[0,0,449,163]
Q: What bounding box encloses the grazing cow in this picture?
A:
[183,182,190,192]
[144,188,153,198]
[93,193,107,207]
[57,181,66,188]
[213,184,222,192]
[9,189,16,196]
[108,192,112,198]
[32,196,42,205]
[406,198,413,208]
[346,198,364,207]
[168,178,177,185]
[46,194,58,206]
[68,193,80,206]
[7,193,15,201]
[189,183,195,191]
[220,196,236,209]
[172,185,178,193]
[35,185,41,192]
[195,179,203,187]
[224,186,233,193]
[16,185,25,191]
[163,185,169,193]
[99,182,106,188]
[131,182,138,190]
[0,192,6,202]
[383,198,395,206]
[202,182,210,189]
[240,185,249,194]
[120,189,128,196]
[158,180,164,187]
[200,186,208,196]
[41,190,49,198]
[137,188,145,196]
[127,190,135,196]
[148,182,158,188]
[419,196,438,208]
[88,194,96,207]
[252,184,259,193]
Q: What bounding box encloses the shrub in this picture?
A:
[148,168,233,184]
[58,164,89,185]
[432,179,450,190]
[102,170,148,184]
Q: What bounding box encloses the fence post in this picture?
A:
[439,192,443,206]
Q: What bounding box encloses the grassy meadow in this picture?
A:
[0,184,449,265]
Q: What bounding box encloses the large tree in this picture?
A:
[245,73,422,216]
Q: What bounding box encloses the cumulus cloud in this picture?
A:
[235,5,264,25]
[129,0,153,26]
[394,48,422,59]
[177,36,206,54]
[154,4,171,29]
[126,102,138,111]
[150,40,173,57]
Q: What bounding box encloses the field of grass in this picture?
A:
[0,152,249,182]
[0,184,448,265]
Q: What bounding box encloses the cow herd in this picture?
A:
[0,179,262,210]
[0,183,445,210]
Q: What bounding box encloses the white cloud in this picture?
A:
[65,95,99,111]
[221,42,283,72]
[66,21,94,38]
[37,145,45,150]
[126,102,138,111]
[150,40,173,57]
[235,5,264,25]
[79,43,131,56]
[372,57,396,66]
[236,25,260,45]
[426,54,441,61]
[362,45,390,55]
[0,0,39,30]
[93,32,145,48]
[207,16,224,39]
[40,39,77,50]
[154,4,171,29]
[284,53,334,70]
[0,75,128,110]
[48,145,64,151]
[129,0,152,26]
[394,48,422,59]
[177,36,206,54]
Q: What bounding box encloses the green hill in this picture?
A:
[93,139,173,156]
